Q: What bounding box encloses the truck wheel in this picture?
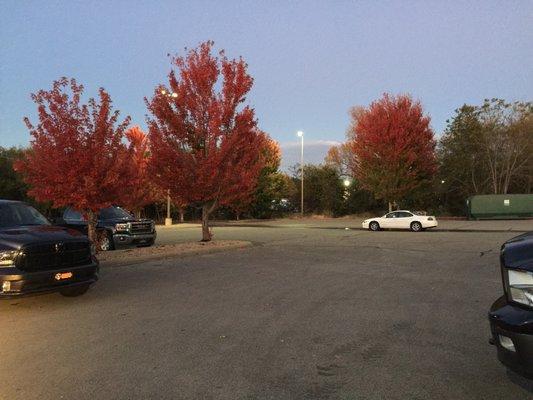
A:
[60,284,90,297]
[410,221,422,232]
[99,231,114,251]
[369,221,380,231]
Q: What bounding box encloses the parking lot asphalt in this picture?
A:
[154,217,533,246]
[1,220,533,399]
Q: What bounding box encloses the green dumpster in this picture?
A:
[467,194,533,220]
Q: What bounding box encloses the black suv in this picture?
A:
[489,232,533,379]
[58,206,157,251]
[0,200,98,298]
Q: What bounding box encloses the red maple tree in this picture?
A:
[16,77,134,245]
[122,126,165,218]
[347,94,437,211]
[146,41,267,241]
[229,133,279,219]
[262,136,282,171]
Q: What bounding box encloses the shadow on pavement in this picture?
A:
[506,369,533,393]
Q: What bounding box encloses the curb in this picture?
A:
[155,223,202,229]
[98,240,253,268]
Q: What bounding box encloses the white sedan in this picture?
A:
[362,210,438,232]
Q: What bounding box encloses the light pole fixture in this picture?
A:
[343,178,351,201]
[297,130,304,217]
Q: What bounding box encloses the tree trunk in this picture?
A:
[178,207,185,223]
[86,209,98,250]
[134,209,141,219]
[388,201,393,212]
[201,205,212,242]
[236,212,240,221]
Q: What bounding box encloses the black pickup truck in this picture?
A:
[0,200,98,298]
[57,206,157,251]
[489,232,533,379]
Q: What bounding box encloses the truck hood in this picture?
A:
[103,218,152,224]
[97,218,154,227]
[0,225,88,251]
[502,231,533,272]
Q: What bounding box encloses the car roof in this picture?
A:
[0,199,22,205]
[64,205,121,210]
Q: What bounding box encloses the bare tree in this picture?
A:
[439,99,532,199]
[477,99,532,194]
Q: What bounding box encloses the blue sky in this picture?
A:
[1,0,532,169]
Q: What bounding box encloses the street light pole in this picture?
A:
[165,189,172,226]
[297,131,304,217]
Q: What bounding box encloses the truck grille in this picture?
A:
[130,221,153,234]
[16,241,92,272]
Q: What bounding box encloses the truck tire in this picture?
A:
[99,230,115,251]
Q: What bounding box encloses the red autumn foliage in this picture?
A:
[262,136,282,171]
[146,41,267,241]
[229,134,280,218]
[15,77,134,244]
[347,94,437,210]
[122,126,165,217]
[126,126,150,170]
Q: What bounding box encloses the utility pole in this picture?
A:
[165,189,172,226]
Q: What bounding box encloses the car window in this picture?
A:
[387,212,405,218]
[64,208,84,221]
[398,212,413,218]
[0,203,50,228]
[99,206,132,220]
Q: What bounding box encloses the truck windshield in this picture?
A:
[0,203,50,228]
[99,206,132,220]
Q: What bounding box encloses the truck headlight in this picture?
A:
[115,223,130,231]
[508,269,533,307]
[0,250,19,267]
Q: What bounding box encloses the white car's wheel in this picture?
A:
[410,221,422,232]
[369,221,380,231]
